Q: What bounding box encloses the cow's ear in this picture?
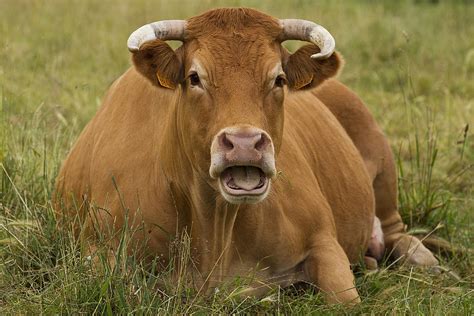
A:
[131,39,183,89]
[284,44,343,90]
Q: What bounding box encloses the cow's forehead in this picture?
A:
[183,36,282,86]
[182,8,284,82]
[184,41,282,90]
[185,8,282,41]
[187,36,280,67]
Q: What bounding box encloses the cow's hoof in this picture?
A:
[363,256,379,270]
[392,235,439,266]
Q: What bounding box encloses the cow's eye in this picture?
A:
[189,72,201,87]
[274,75,287,88]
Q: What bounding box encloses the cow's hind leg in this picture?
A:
[372,137,438,266]
[314,80,438,266]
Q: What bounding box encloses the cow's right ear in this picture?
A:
[131,39,183,89]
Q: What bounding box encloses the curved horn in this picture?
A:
[127,20,186,52]
[279,19,335,60]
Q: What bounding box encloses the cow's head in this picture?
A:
[129,8,341,204]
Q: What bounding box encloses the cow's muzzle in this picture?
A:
[210,126,276,204]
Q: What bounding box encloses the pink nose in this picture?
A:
[217,129,272,164]
[210,126,276,179]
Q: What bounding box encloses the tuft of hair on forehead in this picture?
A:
[185,8,282,40]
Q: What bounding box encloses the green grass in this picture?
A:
[1,0,473,314]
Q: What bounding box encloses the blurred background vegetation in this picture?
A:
[0,0,472,313]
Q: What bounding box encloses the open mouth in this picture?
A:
[219,166,269,197]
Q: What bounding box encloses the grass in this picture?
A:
[1,0,473,314]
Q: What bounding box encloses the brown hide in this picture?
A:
[55,8,377,304]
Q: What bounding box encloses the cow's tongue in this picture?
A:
[229,166,261,190]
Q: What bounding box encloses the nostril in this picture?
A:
[221,133,234,151]
[255,133,267,151]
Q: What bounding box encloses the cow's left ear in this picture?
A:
[131,39,183,89]
[284,44,343,90]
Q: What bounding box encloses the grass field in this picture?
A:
[1,0,473,314]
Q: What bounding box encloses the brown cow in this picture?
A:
[55,8,438,304]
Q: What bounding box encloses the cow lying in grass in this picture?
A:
[55,8,438,304]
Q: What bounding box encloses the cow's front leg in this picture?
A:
[304,236,360,304]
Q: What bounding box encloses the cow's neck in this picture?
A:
[192,191,241,283]
[158,99,242,283]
